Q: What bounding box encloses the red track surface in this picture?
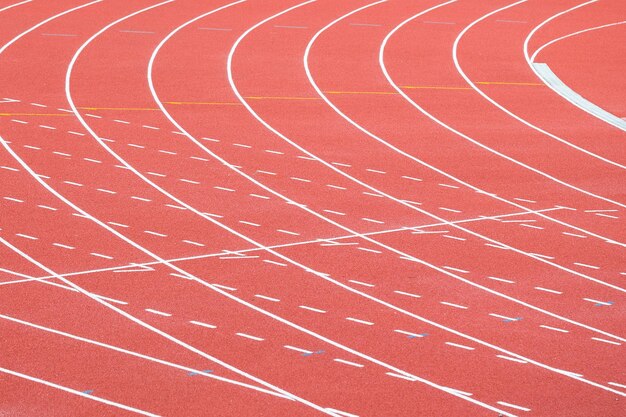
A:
[0,0,624,416]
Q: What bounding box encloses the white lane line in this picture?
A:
[333,358,364,368]
[445,342,475,351]
[345,317,374,326]
[608,382,626,390]
[489,313,518,321]
[386,372,418,381]
[145,308,171,317]
[325,408,359,417]
[23,145,40,150]
[497,401,531,412]
[236,332,264,341]
[583,298,611,306]
[439,183,459,189]
[0,367,160,417]
[539,325,568,333]
[300,305,327,313]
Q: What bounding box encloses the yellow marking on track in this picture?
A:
[0,113,70,116]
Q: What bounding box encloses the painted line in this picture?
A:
[445,342,475,350]
[533,63,626,131]
[345,317,374,326]
[333,358,364,368]
[539,325,568,333]
[497,401,531,412]
[236,332,264,342]
[0,367,160,416]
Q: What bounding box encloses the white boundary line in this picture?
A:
[0,0,32,14]
[525,0,626,132]
[0,366,160,416]
[452,0,626,171]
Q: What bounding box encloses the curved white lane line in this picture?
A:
[59,1,520,415]
[379,5,626,238]
[221,0,626,340]
[525,0,626,132]
[0,2,346,415]
[453,1,626,173]
[147,0,622,407]
[200,0,626,396]
[0,363,160,416]
[302,2,626,292]
[0,0,32,14]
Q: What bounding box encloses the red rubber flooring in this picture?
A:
[0,0,624,416]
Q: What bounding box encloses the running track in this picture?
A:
[0,0,624,416]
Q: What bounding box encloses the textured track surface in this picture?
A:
[0,0,624,416]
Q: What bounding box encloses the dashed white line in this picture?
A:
[145,308,171,317]
[534,286,562,295]
[440,301,468,310]
[496,401,530,412]
[362,217,384,224]
[357,247,382,254]
[443,266,469,274]
[573,262,600,270]
[236,332,264,341]
[214,186,235,192]
[15,233,38,240]
[90,253,113,260]
[591,337,621,346]
[539,325,569,333]
[445,342,475,350]
[254,294,280,302]
[52,243,74,250]
[393,290,421,298]
[401,175,422,182]
[284,345,312,354]
[333,358,364,368]
[182,239,205,247]
[348,279,375,288]
[144,230,167,237]
[299,305,327,313]
[496,355,527,364]
[345,317,374,326]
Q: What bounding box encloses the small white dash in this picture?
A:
[37,205,57,211]
[85,114,101,119]
[144,230,167,237]
[323,209,345,216]
[190,156,209,162]
[334,358,364,368]
[348,279,375,288]
[180,179,200,185]
[363,191,383,198]
[513,197,536,203]
[84,158,102,164]
[520,223,544,230]
[236,332,264,341]
[30,103,47,108]
[562,231,587,238]
[401,175,422,182]
[212,283,237,291]
[440,301,468,310]
[362,217,384,224]
[214,186,235,192]
[90,252,113,260]
[0,166,19,172]
[233,143,251,148]
[595,213,619,219]
[608,382,626,390]
[385,372,417,381]
[277,229,300,236]
[584,209,618,213]
[497,401,531,412]
[182,239,205,247]
[591,337,621,346]
[357,247,382,254]
[165,204,185,210]
[52,243,74,250]
[130,196,151,202]
[97,188,117,194]
[299,305,327,313]
[23,145,41,150]
[249,193,270,200]
[39,125,56,130]
[534,286,562,294]
[539,324,569,333]
[297,155,315,161]
[331,162,351,167]
[263,259,288,267]
[11,119,28,124]
[16,233,38,240]
[291,177,311,183]
[445,342,475,350]
[439,207,462,213]
[68,131,85,136]
[345,317,374,326]
[142,125,159,130]
[438,183,459,189]
[284,345,312,354]
[489,313,518,321]
[52,151,71,157]
[113,119,130,124]
[145,308,171,317]
[254,294,280,302]
[394,329,426,338]
[3,197,24,203]
[239,220,260,227]
[366,168,386,174]
[583,298,611,306]
[201,137,220,142]
[573,262,600,270]
[158,150,177,155]
[264,149,284,155]
[107,222,129,228]
[128,144,145,149]
[63,181,83,187]
[327,184,347,190]
[256,170,276,176]
[394,290,421,298]
[443,235,466,241]
[442,266,469,274]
